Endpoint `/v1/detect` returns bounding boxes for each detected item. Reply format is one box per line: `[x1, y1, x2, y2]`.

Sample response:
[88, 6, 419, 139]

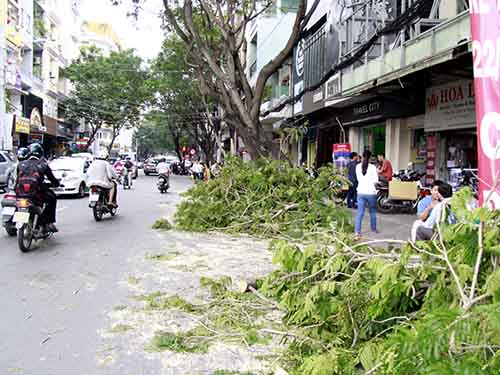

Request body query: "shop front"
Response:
[12, 115, 30, 148]
[334, 93, 423, 169]
[56, 121, 75, 156]
[424, 80, 477, 188]
[43, 116, 58, 157]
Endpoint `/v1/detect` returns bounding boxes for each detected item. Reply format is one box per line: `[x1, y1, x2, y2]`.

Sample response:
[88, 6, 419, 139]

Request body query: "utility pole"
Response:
[0, 12, 6, 151]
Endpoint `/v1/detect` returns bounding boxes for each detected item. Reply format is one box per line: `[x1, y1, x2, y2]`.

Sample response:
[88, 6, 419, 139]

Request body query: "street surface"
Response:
[0, 175, 275, 374]
[0, 174, 413, 374]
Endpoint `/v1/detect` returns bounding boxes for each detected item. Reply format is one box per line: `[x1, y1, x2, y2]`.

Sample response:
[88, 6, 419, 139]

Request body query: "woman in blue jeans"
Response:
[354, 150, 379, 240]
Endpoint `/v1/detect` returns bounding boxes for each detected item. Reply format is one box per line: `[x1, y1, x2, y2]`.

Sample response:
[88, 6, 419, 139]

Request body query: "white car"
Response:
[72, 152, 94, 163]
[49, 157, 90, 198]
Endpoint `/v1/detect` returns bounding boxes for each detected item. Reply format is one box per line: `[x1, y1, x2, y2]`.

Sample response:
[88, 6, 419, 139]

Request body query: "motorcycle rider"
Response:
[16, 143, 60, 232]
[123, 157, 134, 187]
[17, 147, 30, 162]
[87, 150, 118, 207]
[156, 159, 170, 177]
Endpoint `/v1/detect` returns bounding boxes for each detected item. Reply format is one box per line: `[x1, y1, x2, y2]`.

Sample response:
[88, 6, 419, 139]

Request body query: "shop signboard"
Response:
[332, 143, 351, 170]
[293, 40, 304, 114]
[470, 2, 500, 209]
[15, 116, 30, 135]
[424, 80, 476, 131]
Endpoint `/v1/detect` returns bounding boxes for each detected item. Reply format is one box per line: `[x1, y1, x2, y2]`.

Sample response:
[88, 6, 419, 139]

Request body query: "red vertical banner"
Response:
[425, 133, 437, 186]
[470, 2, 500, 209]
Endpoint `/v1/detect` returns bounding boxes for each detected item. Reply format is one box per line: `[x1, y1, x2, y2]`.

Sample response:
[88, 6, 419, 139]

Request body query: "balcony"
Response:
[341, 11, 471, 95]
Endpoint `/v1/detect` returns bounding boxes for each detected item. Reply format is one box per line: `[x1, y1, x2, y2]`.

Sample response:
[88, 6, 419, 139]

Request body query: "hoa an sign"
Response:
[470, 1, 500, 208]
[424, 80, 476, 131]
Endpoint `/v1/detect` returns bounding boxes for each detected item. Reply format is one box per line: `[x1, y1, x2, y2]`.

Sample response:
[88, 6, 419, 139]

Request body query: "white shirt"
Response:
[356, 163, 379, 195]
[87, 159, 117, 189]
[191, 163, 203, 173]
[157, 162, 170, 175]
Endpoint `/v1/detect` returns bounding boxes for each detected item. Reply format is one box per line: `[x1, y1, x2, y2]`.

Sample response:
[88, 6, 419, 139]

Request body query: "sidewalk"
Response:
[350, 209, 415, 242]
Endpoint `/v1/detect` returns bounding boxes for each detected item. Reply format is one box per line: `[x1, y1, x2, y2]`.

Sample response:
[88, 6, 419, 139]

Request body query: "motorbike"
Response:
[1, 190, 18, 236]
[122, 167, 131, 190]
[376, 170, 429, 214]
[157, 173, 170, 194]
[456, 169, 479, 197]
[13, 182, 61, 252]
[89, 185, 117, 222]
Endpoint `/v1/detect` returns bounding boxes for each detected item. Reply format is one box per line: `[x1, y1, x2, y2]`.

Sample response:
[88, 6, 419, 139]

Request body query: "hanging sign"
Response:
[332, 143, 351, 170]
[15, 116, 30, 135]
[470, 2, 500, 209]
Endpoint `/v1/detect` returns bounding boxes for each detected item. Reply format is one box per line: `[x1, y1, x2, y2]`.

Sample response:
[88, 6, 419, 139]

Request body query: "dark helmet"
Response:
[29, 143, 44, 159]
[17, 147, 30, 161]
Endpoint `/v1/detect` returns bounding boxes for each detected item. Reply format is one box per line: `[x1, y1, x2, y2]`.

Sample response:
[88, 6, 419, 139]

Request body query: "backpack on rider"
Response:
[16, 161, 43, 199]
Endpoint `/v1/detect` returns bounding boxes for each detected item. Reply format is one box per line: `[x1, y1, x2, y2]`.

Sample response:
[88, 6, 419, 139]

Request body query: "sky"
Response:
[80, 0, 165, 149]
[80, 0, 164, 60]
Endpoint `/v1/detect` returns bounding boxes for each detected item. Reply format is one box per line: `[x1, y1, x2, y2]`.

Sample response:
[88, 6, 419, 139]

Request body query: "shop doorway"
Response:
[361, 124, 385, 156]
[437, 129, 478, 186]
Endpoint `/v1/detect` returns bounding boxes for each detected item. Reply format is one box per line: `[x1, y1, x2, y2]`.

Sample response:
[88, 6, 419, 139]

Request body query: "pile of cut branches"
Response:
[175, 158, 351, 237]
[258, 188, 500, 374]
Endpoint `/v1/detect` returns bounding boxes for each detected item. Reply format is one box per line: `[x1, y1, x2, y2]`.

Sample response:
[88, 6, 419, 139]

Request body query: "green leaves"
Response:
[174, 157, 352, 237]
[65, 48, 149, 148]
[256, 201, 500, 374]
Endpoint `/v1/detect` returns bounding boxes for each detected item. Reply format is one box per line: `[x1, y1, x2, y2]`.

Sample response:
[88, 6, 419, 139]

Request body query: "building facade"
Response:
[282, 0, 476, 188]
[0, 0, 82, 154]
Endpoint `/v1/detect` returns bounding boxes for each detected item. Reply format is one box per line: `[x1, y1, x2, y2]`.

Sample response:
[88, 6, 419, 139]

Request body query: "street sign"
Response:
[469, 2, 500, 209]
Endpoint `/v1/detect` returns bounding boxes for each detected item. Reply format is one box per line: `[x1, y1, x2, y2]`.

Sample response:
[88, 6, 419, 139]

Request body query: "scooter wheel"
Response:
[377, 197, 394, 214]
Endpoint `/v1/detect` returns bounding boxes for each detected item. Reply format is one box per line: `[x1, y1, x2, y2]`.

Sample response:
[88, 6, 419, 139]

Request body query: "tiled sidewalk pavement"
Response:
[350, 209, 415, 242]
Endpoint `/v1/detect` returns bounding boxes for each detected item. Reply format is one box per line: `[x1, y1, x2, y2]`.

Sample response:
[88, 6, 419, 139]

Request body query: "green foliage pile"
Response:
[146, 276, 277, 354]
[152, 218, 173, 230]
[258, 189, 500, 374]
[175, 158, 351, 238]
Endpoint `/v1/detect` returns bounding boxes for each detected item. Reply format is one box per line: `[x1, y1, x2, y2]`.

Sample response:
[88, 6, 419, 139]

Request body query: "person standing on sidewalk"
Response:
[346, 152, 360, 208]
[354, 150, 379, 240]
[377, 153, 393, 182]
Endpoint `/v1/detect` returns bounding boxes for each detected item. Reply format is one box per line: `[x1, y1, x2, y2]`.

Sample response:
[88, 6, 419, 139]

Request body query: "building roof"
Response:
[81, 21, 122, 50]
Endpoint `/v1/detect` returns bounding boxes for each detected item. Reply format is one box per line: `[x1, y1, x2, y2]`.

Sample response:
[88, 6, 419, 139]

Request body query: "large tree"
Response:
[114, 0, 319, 159]
[65, 47, 149, 152]
[148, 36, 219, 164]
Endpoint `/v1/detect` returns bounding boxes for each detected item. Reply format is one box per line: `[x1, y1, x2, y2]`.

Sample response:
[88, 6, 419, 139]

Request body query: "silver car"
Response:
[0, 150, 16, 191]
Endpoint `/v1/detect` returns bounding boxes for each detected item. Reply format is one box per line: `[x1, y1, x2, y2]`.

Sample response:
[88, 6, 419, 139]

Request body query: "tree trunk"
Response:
[107, 131, 119, 156]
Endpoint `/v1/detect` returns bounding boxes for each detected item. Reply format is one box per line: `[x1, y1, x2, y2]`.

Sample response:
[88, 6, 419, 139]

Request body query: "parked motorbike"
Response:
[376, 170, 428, 214]
[122, 168, 131, 190]
[456, 169, 479, 197]
[89, 185, 117, 222]
[157, 173, 170, 194]
[13, 182, 62, 252]
[1, 190, 17, 236]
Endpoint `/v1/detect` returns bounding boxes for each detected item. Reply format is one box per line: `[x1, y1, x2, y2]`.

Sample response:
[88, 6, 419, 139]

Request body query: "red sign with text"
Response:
[470, 2, 500, 209]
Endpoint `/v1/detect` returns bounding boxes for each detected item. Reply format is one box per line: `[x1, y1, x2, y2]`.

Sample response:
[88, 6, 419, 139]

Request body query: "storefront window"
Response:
[436, 130, 478, 187]
[362, 125, 385, 156]
[411, 128, 427, 170]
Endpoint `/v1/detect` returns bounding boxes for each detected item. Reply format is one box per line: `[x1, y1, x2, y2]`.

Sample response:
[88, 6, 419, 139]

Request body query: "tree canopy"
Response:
[65, 47, 149, 151]
[113, 0, 320, 159]
[146, 36, 219, 163]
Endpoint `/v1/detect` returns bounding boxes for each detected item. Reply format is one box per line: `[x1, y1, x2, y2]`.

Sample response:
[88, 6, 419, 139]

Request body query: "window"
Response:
[33, 52, 42, 78]
[281, 0, 299, 13]
[7, 0, 20, 28]
[0, 153, 6, 163]
[304, 25, 326, 89]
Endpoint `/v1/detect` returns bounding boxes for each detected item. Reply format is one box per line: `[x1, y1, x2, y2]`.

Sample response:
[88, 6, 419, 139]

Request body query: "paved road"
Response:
[0, 174, 192, 375]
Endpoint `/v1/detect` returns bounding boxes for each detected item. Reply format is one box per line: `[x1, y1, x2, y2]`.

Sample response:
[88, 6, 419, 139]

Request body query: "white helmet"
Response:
[98, 150, 109, 160]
